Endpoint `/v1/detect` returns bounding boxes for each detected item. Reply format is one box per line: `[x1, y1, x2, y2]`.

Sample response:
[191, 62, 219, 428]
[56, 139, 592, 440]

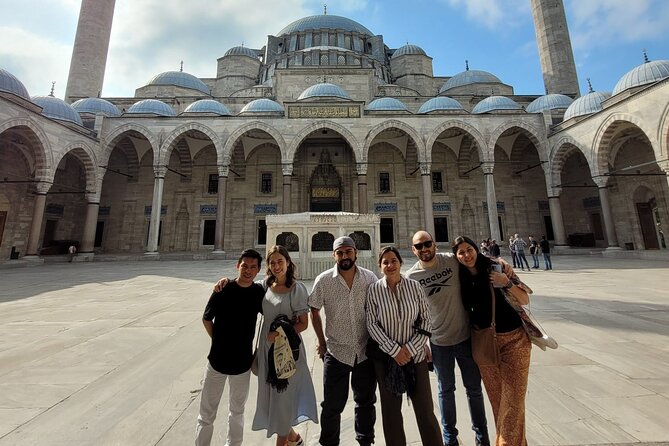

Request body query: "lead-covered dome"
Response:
[298, 83, 351, 100]
[277, 14, 373, 36]
[563, 91, 611, 121]
[0, 68, 30, 100]
[440, 69, 502, 93]
[183, 99, 231, 115]
[612, 60, 669, 95]
[239, 98, 284, 114]
[472, 96, 522, 114]
[31, 95, 83, 125]
[392, 44, 427, 58]
[526, 94, 574, 113]
[71, 97, 121, 117]
[365, 97, 409, 112]
[146, 71, 210, 95]
[418, 97, 464, 114]
[224, 46, 259, 59]
[126, 99, 176, 116]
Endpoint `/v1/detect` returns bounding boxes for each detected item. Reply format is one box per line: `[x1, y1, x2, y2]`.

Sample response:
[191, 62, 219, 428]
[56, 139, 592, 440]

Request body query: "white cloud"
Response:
[441, 0, 529, 29]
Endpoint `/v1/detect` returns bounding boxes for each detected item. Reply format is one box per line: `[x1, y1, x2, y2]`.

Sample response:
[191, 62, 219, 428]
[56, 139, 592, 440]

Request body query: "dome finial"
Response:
[323, 3, 327, 15]
[49, 81, 55, 97]
[180, 61, 183, 72]
[465, 60, 469, 71]
[586, 78, 594, 93]
[643, 48, 650, 63]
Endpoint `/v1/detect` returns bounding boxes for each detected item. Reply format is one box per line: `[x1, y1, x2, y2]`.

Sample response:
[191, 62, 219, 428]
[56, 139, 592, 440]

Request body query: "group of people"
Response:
[196, 230, 540, 446]
[508, 234, 553, 271]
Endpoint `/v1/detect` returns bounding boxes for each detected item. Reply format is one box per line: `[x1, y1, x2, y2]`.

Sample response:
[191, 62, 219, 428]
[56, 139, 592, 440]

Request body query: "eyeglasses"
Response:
[413, 240, 434, 250]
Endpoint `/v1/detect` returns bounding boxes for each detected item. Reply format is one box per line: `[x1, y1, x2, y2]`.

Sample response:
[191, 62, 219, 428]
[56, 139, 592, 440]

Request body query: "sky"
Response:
[1, 0, 668, 99]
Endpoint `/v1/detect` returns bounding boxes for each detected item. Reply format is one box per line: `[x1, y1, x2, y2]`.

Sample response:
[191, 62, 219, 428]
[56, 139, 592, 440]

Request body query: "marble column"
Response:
[548, 195, 567, 246]
[25, 181, 51, 256]
[598, 185, 620, 248]
[420, 164, 435, 236]
[146, 166, 166, 254]
[79, 200, 100, 253]
[483, 163, 501, 242]
[282, 163, 293, 214]
[214, 165, 228, 252]
[357, 163, 368, 214]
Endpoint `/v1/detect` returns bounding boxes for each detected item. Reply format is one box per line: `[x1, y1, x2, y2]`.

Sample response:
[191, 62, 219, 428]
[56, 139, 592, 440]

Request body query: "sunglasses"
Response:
[413, 240, 434, 250]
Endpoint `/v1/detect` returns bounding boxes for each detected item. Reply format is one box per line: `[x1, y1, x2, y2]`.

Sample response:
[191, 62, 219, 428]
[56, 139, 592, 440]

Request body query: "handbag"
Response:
[470, 283, 500, 366]
[250, 315, 263, 376]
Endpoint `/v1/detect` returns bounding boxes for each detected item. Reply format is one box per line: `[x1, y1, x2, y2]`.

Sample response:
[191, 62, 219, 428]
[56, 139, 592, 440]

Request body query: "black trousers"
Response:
[319, 352, 377, 446]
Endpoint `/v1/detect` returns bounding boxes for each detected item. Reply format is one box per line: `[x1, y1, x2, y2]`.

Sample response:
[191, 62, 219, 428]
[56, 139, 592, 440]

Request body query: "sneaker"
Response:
[531, 334, 558, 351]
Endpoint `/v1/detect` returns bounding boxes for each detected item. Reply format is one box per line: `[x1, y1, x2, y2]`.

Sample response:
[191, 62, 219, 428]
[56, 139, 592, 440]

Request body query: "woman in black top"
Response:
[452, 236, 532, 446]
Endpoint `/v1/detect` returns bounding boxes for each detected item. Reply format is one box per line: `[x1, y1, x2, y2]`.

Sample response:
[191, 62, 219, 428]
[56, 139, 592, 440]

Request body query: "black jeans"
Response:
[320, 352, 377, 446]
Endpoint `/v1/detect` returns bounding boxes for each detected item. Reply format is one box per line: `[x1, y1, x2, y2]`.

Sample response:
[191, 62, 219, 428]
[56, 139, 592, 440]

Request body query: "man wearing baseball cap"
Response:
[309, 236, 379, 446]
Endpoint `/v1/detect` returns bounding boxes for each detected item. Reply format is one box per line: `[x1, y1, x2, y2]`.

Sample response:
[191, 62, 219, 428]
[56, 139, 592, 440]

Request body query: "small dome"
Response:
[563, 91, 611, 121]
[392, 44, 427, 58]
[472, 96, 522, 114]
[418, 97, 464, 114]
[612, 60, 669, 95]
[526, 94, 574, 113]
[183, 99, 231, 115]
[0, 68, 30, 100]
[365, 97, 409, 112]
[224, 46, 259, 59]
[71, 97, 121, 117]
[239, 98, 284, 114]
[146, 71, 210, 95]
[440, 69, 502, 93]
[278, 15, 373, 36]
[31, 95, 83, 125]
[297, 83, 351, 100]
[126, 99, 176, 117]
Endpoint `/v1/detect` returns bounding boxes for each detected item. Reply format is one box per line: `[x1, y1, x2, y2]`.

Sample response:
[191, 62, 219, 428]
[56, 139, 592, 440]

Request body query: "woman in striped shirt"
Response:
[366, 246, 442, 446]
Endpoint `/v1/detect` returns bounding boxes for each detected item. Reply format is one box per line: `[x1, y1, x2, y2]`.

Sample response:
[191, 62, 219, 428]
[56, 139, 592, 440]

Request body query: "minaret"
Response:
[530, 0, 580, 97]
[64, 0, 116, 103]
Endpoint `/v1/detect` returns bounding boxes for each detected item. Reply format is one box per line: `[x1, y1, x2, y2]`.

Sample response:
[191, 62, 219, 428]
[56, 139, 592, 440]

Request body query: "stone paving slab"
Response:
[0, 256, 668, 445]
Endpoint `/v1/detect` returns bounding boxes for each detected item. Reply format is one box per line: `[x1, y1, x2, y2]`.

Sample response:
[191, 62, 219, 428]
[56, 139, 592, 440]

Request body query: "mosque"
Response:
[0, 0, 668, 261]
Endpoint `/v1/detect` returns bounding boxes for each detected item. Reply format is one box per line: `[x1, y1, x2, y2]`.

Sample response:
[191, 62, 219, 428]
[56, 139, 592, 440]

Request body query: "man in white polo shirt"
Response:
[309, 236, 379, 446]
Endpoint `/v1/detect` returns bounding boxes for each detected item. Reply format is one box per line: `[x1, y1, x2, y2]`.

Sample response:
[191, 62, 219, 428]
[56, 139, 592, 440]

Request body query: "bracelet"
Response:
[503, 280, 513, 289]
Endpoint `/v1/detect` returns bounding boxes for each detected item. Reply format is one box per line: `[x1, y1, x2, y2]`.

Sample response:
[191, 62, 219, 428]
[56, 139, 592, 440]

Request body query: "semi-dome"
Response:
[418, 97, 464, 114]
[277, 14, 373, 36]
[31, 95, 83, 125]
[126, 99, 176, 117]
[612, 60, 669, 95]
[472, 96, 522, 114]
[0, 68, 30, 100]
[146, 71, 210, 95]
[526, 94, 574, 113]
[365, 97, 409, 112]
[224, 46, 259, 59]
[563, 91, 611, 121]
[440, 69, 502, 93]
[239, 98, 284, 114]
[392, 44, 427, 58]
[183, 99, 231, 115]
[297, 83, 351, 100]
[71, 97, 121, 117]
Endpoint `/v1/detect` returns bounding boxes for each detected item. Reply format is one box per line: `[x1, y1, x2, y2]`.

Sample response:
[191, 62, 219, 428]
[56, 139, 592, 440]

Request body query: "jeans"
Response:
[320, 352, 376, 446]
[516, 251, 530, 270]
[431, 339, 489, 445]
[195, 362, 250, 446]
[531, 253, 540, 268]
[543, 253, 552, 270]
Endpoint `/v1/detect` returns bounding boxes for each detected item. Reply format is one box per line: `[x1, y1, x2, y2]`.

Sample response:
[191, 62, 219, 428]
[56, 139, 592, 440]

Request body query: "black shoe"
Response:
[475, 440, 491, 446]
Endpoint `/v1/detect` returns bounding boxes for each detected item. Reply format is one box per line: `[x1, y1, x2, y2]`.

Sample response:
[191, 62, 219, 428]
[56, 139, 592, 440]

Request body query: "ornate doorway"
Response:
[310, 149, 342, 211]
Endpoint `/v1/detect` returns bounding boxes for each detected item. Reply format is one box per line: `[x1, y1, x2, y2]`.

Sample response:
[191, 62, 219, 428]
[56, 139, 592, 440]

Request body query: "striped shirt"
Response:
[366, 275, 432, 362]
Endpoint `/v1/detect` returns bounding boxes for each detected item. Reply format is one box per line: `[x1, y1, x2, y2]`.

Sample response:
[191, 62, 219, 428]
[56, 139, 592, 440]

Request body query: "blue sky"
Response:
[1, 0, 668, 98]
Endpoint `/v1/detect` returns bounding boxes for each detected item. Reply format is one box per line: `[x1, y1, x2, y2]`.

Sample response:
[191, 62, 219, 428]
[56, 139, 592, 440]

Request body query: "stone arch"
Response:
[488, 119, 546, 163]
[363, 119, 425, 162]
[0, 117, 52, 179]
[549, 136, 593, 193]
[425, 120, 486, 163]
[159, 122, 223, 166]
[222, 121, 286, 165]
[288, 120, 360, 163]
[54, 141, 99, 197]
[593, 112, 657, 178]
[100, 123, 158, 168]
[659, 102, 669, 162]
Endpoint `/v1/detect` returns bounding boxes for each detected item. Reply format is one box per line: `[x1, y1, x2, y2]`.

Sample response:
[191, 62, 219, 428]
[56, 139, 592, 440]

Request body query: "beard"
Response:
[338, 258, 356, 271]
[418, 250, 435, 262]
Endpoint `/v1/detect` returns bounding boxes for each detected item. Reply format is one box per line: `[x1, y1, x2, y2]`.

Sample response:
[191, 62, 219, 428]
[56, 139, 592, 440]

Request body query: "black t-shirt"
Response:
[203, 280, 265, 375]
[461, 273, 522, 333]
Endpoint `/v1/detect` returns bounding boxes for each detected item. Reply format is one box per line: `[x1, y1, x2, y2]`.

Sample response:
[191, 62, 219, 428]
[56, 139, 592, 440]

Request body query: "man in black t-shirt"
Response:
[195, 249, 265, 446]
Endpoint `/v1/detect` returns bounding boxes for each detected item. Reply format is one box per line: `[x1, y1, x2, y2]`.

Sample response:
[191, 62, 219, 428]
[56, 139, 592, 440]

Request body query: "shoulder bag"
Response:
[470, 283, 501, 366]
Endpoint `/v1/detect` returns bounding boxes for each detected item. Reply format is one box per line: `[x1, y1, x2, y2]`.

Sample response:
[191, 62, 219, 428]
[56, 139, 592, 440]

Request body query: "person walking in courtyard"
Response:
[540, 236, 553, 270]
[195, 249, 265, 446]
[366, 246, 442, 446]
[309, 236, 378, 446]
[407, 231, 490, 446]
[528, 235, 540, 269]
[512, 234, 531, 271]
[452, 236, 533, 446]
[508, 236, 518, 268]
[67, 244, 77, 262]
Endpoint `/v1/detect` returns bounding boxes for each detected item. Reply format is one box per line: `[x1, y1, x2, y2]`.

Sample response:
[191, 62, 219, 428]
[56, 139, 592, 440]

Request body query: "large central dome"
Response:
[277, 14, 373, 36]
